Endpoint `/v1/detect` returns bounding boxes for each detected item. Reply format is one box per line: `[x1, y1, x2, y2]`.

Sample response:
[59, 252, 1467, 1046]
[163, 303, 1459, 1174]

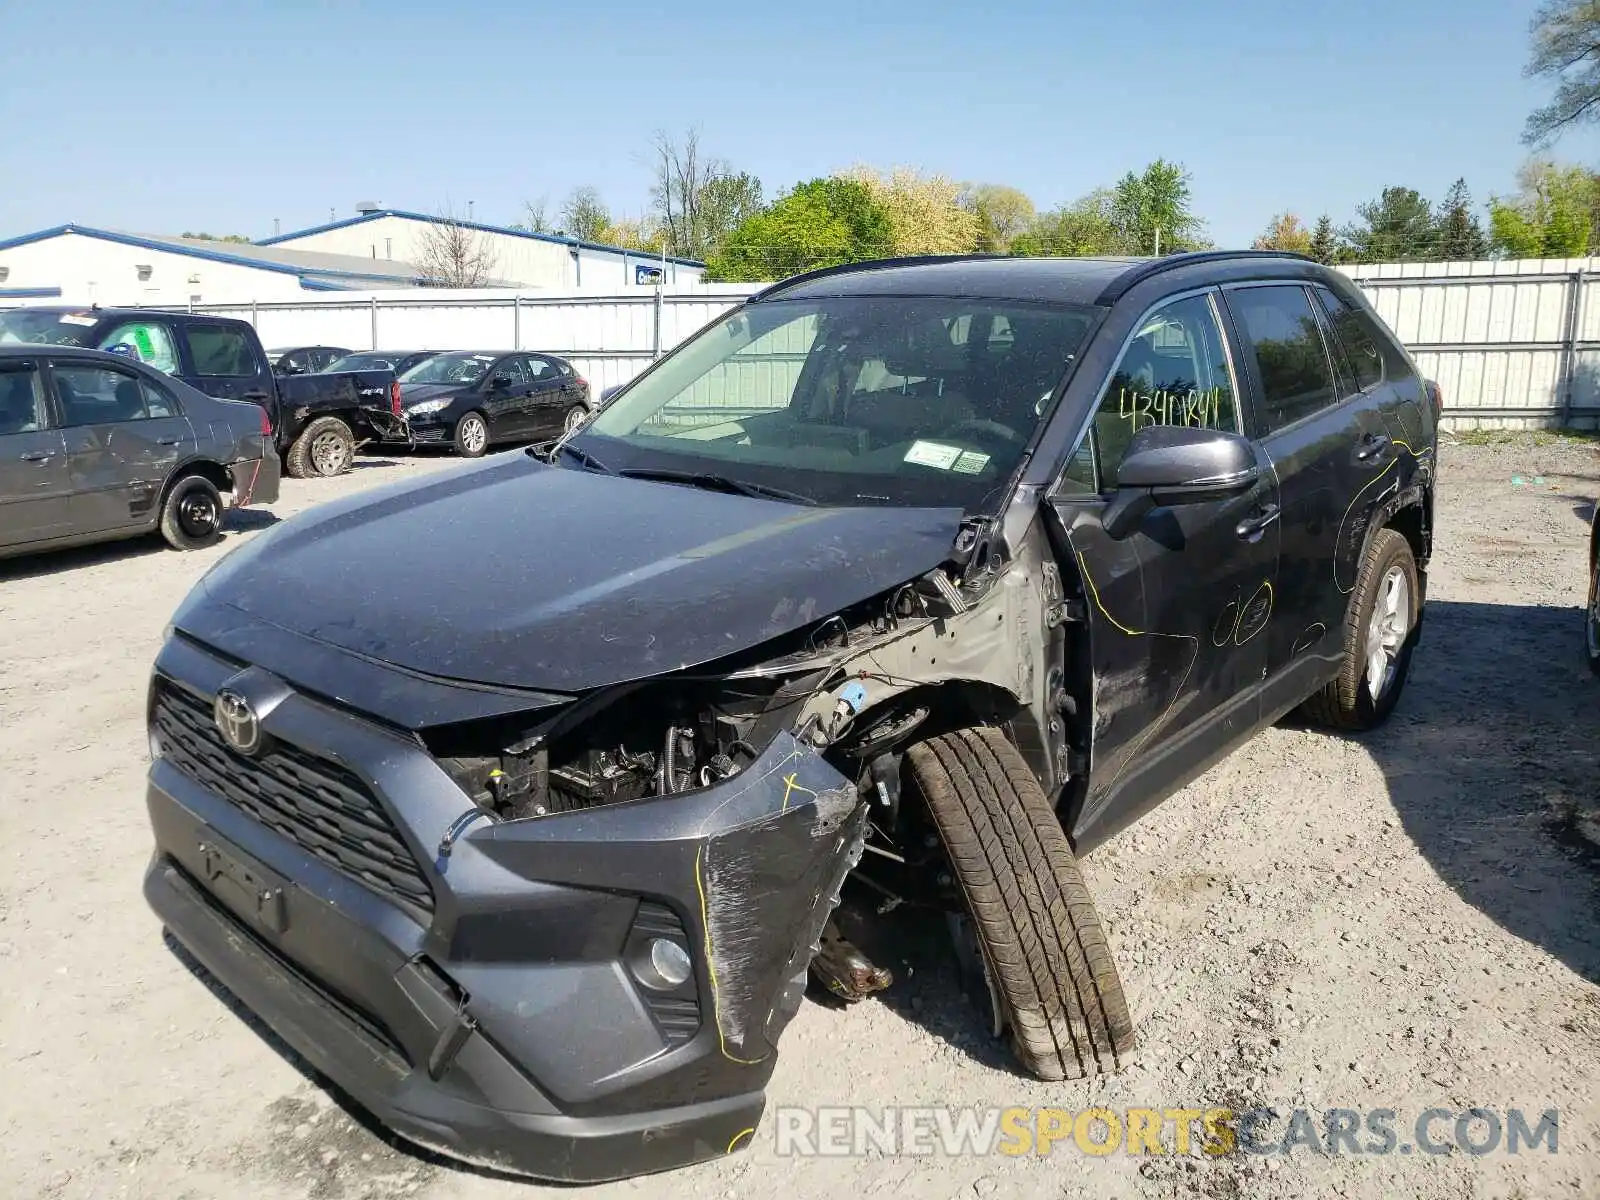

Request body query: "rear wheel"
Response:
[453, 411, 489, 457]
[285, 416, 355, 478]
[1300, 527, 1419, 730]
[159, 474, 224, 551]
[563, 405, 588, 435]
[904, 726, 1134, 1080]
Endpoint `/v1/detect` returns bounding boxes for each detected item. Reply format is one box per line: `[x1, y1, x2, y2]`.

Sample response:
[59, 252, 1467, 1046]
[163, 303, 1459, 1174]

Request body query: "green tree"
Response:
[694, 172, 764, 258]
[1252, 212, 1313, 253]
[1111, 159, 1205, 254]
[1308, 215, 1339, 264]
[1340, 187, 1436, 262]
[703, 178, 893, 282]
[1010, 189, 1129, 256]
[1433, 179, 1489, 260]
[962, 184, 1037, 253]
[1488, 159, 1598, 257]
[1523, 0, 1600, 145]
[560, 186, 610, 242]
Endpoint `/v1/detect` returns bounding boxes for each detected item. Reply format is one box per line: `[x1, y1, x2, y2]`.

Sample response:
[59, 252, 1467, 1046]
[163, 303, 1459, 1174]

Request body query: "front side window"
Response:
[97, 322, 179, 375]
[1060, 293, 1239, 493]
[1229, 285, 1338, 434]
[494, 357, 531, 385]
[0, 363, 48, 434]
[52, 363, 167, 425]
[577, 296, 1098, 509]
[400, 353, 497, 385]
[186, 327, 257, 377]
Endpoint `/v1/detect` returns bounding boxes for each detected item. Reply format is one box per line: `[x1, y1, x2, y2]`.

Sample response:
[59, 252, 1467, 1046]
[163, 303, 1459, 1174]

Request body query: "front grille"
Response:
[152, 679, 434, 914]
[411, 426, 447, 441]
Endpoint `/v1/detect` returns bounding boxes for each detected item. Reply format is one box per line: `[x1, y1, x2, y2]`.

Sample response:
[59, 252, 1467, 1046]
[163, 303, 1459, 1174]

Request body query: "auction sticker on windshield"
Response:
[951, 450, 991, 475]
[904, 440, 964, 470]
[59, 314, 98, 326]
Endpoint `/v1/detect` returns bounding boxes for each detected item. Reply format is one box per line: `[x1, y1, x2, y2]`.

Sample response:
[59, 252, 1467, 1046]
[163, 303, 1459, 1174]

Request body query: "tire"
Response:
[1585, 554, 1600, 677]
[562, 405, 589, 435]
[453, 411, 489, 458]
[1300, 527, 1419, 730]
[904, 726, 1134, 1081]
[284, 416, 355, 478]
[159, 474, 225, 551]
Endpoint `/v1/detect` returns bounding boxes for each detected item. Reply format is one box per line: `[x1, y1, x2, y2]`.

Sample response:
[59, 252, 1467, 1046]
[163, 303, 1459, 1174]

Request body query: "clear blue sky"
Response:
[1, 0, 1594, 249]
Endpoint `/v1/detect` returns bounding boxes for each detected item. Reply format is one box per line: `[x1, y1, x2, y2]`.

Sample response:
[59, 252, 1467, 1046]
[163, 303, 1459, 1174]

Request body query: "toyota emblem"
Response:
[214, 689, 262, 755]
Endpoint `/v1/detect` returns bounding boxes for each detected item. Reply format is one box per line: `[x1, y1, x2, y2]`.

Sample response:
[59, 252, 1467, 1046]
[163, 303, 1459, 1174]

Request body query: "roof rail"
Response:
[749, 253, 1010, 302]
[1093, 249, 1317, 305]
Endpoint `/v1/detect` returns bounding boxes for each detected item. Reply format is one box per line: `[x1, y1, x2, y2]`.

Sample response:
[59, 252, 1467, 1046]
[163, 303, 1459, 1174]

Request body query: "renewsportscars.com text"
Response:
[772, 1105, 1560, 1158]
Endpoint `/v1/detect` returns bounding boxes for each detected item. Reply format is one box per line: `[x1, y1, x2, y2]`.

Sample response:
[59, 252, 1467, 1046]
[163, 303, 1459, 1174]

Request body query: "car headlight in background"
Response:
[406, 399, 451, 416]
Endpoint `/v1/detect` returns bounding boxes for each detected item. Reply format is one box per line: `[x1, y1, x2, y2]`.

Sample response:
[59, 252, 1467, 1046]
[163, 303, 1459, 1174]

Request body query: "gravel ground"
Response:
[1, 437, 1597, 1200]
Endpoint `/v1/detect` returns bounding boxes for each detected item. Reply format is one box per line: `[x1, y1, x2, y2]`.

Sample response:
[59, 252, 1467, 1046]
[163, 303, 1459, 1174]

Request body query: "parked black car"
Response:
[267, 346, 352, 375]
[0, 345, 278, 559]
[323, 350, 439, 376]
[141, 252, 1437, 1182]
[396, 351, 591, 456]
[0, 308, 404, 478]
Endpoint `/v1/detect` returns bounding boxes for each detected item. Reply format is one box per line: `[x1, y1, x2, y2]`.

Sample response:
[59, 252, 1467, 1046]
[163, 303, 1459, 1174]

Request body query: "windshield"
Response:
[326, 352, 403, 372]
[400, 352, 495, 384]
[576, 296, 1100, 509]
[0, 310, 98, 347]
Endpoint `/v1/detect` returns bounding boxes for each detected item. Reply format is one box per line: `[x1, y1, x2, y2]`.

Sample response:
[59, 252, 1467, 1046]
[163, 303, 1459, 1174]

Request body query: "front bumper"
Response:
[142, 631, 865, 1182]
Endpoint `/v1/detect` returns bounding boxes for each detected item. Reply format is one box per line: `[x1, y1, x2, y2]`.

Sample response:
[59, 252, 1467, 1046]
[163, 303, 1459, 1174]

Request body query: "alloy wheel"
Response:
[1365, 565, 1411, 700]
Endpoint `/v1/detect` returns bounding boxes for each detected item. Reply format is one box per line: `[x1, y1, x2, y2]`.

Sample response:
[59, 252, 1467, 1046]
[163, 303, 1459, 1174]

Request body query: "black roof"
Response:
[754, 251, 1316, 307]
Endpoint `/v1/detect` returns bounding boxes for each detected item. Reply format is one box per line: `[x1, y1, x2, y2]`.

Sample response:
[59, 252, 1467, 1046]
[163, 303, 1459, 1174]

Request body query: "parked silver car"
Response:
[0, 345, 279, 560]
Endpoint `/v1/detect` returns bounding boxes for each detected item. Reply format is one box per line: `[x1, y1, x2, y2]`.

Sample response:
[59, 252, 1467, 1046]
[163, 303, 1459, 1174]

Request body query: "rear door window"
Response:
[1226, 285, 1339, 434]
[1313, 287, 1385, 392]
[185, 327, 259, 377]
[97, 321, 180, 375]
[51, 362, 168, 425]
[0, 362, 49, 434]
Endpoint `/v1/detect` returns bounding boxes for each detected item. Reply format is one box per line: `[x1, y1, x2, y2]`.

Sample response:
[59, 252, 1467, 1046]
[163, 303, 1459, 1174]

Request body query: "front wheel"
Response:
[1585, 555, 1600, 676]
[904, 726, 1134, 1081]
[1300, 527, 1419, 730]
[159, 474, 224, 550]
[453, 411, 489, 457]
[285, 416, 355, 478]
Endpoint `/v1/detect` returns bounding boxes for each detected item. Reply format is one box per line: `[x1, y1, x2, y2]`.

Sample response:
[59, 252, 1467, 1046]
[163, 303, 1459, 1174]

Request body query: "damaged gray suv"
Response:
[141, 251, 1437, 1181]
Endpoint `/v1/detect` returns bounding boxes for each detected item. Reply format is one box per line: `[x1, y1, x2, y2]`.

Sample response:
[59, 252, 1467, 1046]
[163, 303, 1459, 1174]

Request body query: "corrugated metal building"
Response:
[258, 208, 706, 291]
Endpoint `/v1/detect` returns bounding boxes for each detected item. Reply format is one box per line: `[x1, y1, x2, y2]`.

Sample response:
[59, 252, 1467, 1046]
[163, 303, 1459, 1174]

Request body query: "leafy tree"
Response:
[703, 178, 893, 282]
[1523, 0, 1600, 145]
[182, 231, 250, 243]
[1488, 159, 1597, 257]
[1111, 159, 1205, 254]
[1253, 213, 1313, 254]
[597, 217, 666, 254]
[1011, 189, 1128, 256]
[693, 171, 764, 258]
[560, 187, 610, 242]
[843, 166, 981, 255]
[962, 184, 1036, 253]
[1433, 179, 1489, 260]
[1340, 187, 1436, 262]
[1308, 215, 1339, 264]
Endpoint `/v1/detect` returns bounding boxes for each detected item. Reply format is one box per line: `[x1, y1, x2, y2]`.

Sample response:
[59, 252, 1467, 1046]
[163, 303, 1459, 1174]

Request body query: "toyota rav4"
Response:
[141, 251, 1437, 1181]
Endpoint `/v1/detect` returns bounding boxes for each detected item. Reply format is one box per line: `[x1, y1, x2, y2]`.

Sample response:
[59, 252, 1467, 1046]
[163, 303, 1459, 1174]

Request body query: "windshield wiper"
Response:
[616, 468, 817, 505]
[544, 441, 610, 473]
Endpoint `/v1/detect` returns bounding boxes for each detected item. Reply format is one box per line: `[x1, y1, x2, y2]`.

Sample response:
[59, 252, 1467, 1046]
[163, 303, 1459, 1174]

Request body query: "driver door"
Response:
[1045, 289, 1281, 849]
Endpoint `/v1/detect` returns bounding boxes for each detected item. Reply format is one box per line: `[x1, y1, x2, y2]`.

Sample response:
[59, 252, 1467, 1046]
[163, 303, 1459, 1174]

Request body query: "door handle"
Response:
[20, 449, 56, 462]
[157, 436, 181, 446]
[1355, 433, 1391, 462]
[1236, 503, 1281, 542]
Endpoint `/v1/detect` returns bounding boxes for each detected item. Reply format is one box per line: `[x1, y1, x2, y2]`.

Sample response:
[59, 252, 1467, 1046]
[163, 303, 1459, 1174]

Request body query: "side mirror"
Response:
[1102, 426, 1258, 539]
[489, 374, 512, 390]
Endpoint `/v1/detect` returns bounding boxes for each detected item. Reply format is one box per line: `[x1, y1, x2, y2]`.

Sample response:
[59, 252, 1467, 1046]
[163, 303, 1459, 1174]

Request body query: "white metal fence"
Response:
[20, 259, 1600, 428]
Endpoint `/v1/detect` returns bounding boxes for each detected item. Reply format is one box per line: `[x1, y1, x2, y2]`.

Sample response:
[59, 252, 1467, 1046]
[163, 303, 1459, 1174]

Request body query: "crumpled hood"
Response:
[190, 455, 966, 692]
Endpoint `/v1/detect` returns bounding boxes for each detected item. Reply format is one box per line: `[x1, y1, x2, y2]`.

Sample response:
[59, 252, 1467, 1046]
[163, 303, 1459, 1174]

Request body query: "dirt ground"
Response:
[1, 437, 1597, 1200]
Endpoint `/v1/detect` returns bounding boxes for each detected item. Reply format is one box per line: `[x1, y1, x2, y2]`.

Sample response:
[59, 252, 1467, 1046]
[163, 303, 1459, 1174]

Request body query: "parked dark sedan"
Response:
[267, 346, 352, 375]
[322, 350, 439, 375]
[0, 345, 278, 560]
[396, 350, 591, 456]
